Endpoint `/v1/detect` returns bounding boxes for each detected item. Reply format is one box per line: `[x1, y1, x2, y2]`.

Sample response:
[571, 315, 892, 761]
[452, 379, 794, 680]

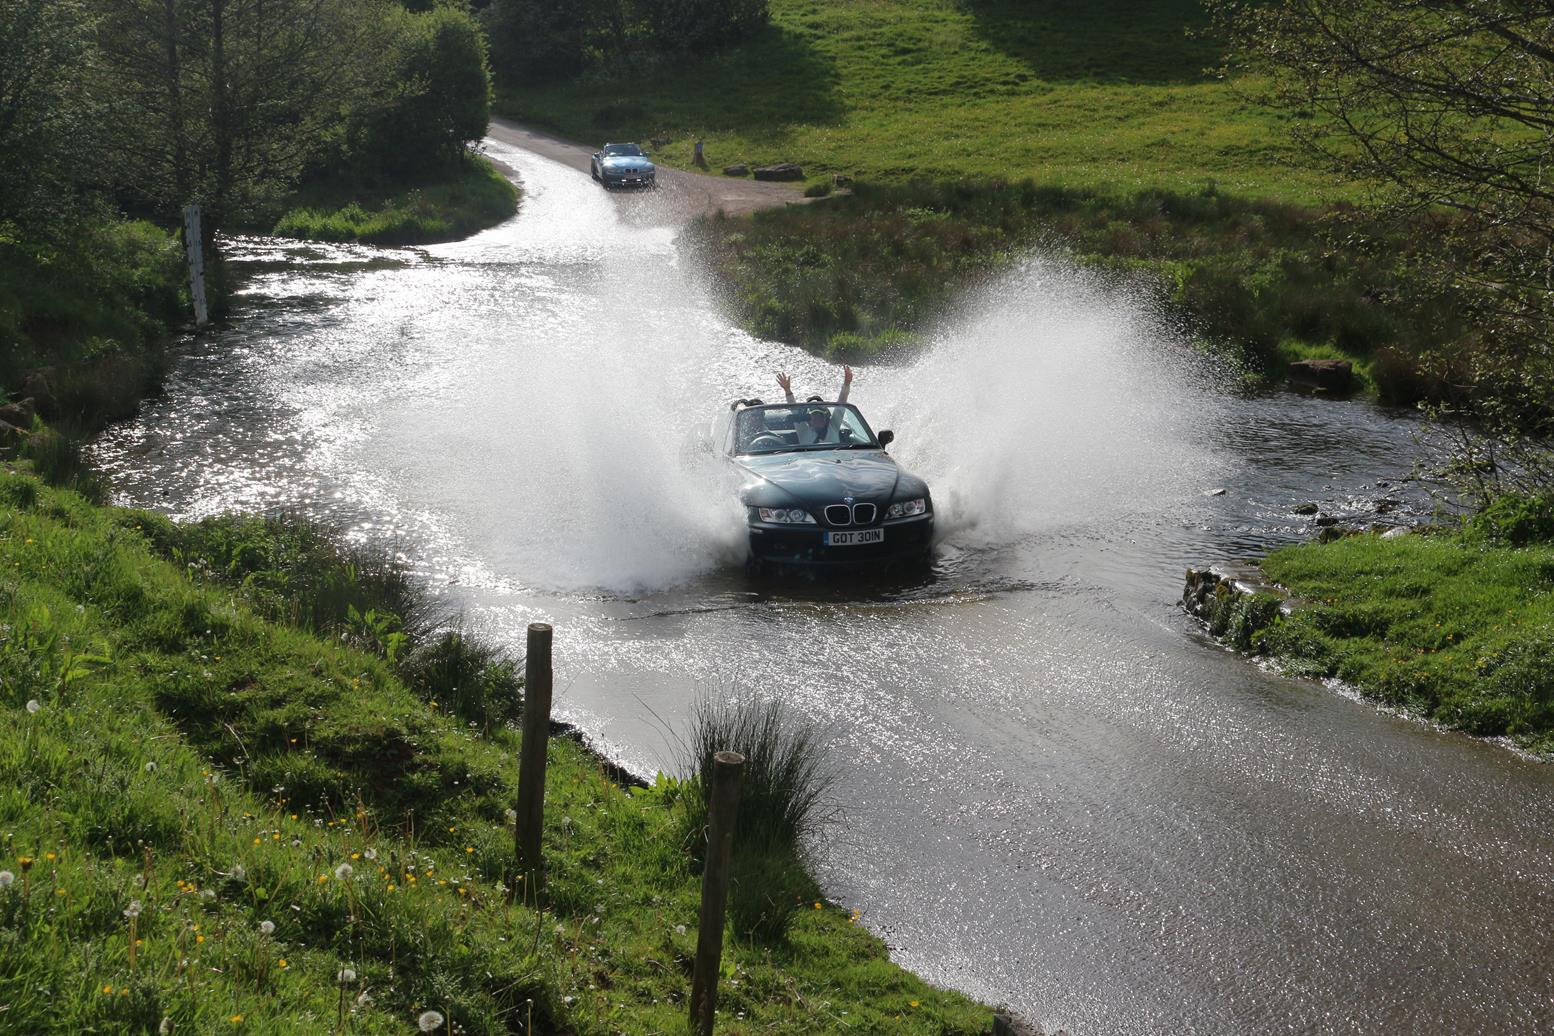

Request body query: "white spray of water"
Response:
[872, 255, 1228, 547]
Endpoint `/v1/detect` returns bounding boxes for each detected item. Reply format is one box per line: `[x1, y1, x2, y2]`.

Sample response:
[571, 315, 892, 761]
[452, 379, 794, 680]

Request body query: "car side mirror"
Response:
[878, 430, 894, 448]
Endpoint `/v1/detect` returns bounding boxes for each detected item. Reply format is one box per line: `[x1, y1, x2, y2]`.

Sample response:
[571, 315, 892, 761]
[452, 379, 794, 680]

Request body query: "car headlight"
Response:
[885, 498, 927, 518]
[755, 507, 815, 524]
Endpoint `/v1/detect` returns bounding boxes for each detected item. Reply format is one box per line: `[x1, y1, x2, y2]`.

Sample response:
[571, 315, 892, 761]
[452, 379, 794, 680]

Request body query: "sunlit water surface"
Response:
[92, 138, 1554, 1035]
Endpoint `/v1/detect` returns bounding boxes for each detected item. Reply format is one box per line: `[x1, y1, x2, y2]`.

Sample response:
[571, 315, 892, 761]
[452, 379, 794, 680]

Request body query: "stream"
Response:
[90, 136, 1554, 1035]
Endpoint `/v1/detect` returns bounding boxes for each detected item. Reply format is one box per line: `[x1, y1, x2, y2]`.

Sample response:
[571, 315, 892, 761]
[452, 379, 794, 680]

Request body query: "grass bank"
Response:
[0, 465, 993, 1034]
[1230, 503, 1554, 752]
[263, 154, 518, 246]
[0, 218, 188, 431]
[497, 0, 1338, 204]
[687, 179, 1458, 400]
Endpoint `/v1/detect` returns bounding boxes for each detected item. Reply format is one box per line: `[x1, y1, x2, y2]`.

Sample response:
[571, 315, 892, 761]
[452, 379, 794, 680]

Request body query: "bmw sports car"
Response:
[725, 400, 934, 570]
[590, 142, 657, 189]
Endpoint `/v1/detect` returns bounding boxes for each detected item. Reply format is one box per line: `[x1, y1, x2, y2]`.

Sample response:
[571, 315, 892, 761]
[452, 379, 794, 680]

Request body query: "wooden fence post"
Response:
[515, 623, 554, 885]
[689, 750, 744, 1035]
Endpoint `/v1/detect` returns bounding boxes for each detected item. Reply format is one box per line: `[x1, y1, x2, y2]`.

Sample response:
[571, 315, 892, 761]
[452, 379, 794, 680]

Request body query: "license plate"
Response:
[824, 529, 884, 546]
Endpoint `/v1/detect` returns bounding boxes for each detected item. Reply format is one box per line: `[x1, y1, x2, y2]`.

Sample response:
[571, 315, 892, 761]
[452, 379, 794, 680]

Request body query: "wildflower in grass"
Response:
[909, 1000, 920, 1008]
[334, 862, 353, 880]
[337, 967, 357, 984]
[0, 871, 12, 888]
[259, 920, 275, 936]
[418, 1009, 445, 1031]
[25, 700, 39, 714]
[231, 864, 246, 881]
[229, 1014, 243, 1024]
[102, 985, 112, 994]
[159, 1019, 172, 1035]
[277, 958, 288, 969]
[45, 852, 55, 862]
[144, 761, 157, 773]
[124, 900, 143, 919]
[363, 848, 376, 860]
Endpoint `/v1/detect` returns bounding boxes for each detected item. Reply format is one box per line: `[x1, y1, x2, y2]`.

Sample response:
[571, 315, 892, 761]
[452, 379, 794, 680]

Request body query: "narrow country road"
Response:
[487, 116, 810, 220]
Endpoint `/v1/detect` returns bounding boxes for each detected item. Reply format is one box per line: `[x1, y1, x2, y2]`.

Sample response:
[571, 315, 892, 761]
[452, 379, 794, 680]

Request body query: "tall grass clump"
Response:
[19, 427, 106, 503]
[680, 694, 837, 941]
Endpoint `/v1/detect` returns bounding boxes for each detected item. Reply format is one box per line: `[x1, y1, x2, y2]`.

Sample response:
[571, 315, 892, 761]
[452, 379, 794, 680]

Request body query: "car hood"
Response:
[601, 156, 654, 172]
[735, 450, 919, 507]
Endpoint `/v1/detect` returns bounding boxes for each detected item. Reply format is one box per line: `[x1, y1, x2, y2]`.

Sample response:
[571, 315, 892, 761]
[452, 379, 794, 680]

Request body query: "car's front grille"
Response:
[822, 503, 878, 526]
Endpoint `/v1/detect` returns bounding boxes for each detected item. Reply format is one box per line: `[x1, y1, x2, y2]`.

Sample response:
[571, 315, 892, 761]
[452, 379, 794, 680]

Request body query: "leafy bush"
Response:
[1467, 493, 1554, 547]
[346, 5, 492, 179]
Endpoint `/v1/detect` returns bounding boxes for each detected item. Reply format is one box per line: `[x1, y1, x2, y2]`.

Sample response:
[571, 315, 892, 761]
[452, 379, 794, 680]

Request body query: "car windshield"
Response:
[733, 405, 879, 455]
[603, 144, 642, 157]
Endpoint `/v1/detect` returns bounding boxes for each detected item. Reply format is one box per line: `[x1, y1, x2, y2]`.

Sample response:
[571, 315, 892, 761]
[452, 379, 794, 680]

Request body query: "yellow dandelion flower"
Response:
[278, 959, 288, 968]
[103, 985, 113, 995]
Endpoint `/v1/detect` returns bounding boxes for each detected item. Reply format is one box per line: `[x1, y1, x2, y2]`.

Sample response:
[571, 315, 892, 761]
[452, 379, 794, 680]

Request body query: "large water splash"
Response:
[871, 256, 1229, 548]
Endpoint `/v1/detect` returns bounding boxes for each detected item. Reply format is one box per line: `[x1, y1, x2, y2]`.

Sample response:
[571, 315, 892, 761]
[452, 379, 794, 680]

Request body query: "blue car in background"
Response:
[590, 143, 657, 189]
[724, 400, 934, 572]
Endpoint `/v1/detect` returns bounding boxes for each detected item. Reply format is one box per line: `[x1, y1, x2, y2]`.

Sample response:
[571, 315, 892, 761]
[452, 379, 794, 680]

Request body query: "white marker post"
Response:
[182, 204, 209, 327]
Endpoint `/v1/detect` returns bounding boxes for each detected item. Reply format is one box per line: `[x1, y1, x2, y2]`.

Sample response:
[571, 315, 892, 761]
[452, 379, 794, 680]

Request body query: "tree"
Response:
[1211, 1, 1554, 449]
[0, 0, 96, 230]
[350, 4, 492, 178]
[90, 0, 380, 233]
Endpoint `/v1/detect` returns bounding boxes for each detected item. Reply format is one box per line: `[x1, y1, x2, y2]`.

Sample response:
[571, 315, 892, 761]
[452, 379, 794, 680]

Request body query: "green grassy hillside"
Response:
[499, 0, 1340, 203]
[0, 466, 991, 1034]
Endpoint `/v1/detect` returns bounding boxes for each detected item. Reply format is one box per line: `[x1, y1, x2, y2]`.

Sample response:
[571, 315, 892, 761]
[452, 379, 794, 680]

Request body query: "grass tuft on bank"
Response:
[1253, 509, 1554, 752]
[268, 155, 518, 246]
[0, 465, 992, 1034]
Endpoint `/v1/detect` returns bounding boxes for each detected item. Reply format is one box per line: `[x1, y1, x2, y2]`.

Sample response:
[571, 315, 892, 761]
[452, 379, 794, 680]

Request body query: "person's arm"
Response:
[776, 371, 796, 404]
[837, 364, 853, 405]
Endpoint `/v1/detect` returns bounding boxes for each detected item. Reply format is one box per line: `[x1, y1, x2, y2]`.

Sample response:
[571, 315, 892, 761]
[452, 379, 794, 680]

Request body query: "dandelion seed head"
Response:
[337, 967, 357, 984]
[25, 700, 40, 714]
[124, 900, 143, 919]
[363, 848, 377, 860]
[230, 864, 246, 881]
[258, 920, 275, 935]
[334, 862, 353, 880]
[0, 871, 12, 888]
[418, 1010, 445, 1031]
[143, 761, 157, 773]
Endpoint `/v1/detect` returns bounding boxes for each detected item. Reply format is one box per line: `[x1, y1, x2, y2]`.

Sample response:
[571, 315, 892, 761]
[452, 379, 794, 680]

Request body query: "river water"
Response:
[91, 138, 1554, 1035]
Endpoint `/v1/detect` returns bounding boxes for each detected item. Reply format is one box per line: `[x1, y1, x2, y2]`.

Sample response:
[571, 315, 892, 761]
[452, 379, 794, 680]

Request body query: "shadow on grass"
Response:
[576, 24, 844, 142]
[959, 0, 1223, 85]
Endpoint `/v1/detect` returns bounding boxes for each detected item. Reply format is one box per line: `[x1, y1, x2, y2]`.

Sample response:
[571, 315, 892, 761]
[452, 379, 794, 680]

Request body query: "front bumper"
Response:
[747, 513, 934, 567]
[603, 172, 656, 189]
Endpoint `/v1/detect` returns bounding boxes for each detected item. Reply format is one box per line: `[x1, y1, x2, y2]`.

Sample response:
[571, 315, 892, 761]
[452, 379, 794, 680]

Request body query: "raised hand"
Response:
[776, 371, 791, 393]
[842, 364, 854, 386]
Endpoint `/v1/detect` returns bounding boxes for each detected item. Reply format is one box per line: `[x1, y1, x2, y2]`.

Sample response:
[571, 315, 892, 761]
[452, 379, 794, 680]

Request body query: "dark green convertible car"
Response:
[725, 400, 934, 570]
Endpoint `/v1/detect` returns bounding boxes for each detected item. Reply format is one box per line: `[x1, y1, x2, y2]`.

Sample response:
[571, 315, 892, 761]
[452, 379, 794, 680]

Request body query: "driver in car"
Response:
[775, 366, 852, 445]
